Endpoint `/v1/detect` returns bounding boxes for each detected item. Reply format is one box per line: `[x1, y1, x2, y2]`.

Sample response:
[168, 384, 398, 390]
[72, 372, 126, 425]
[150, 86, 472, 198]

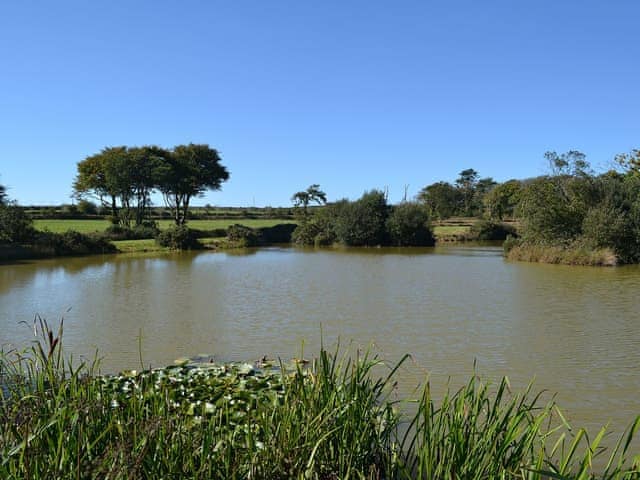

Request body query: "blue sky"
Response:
[1, 1, 638, 206]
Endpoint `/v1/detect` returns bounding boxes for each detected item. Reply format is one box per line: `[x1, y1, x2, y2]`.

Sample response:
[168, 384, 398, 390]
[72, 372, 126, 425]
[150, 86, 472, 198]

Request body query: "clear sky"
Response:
[1, 1, 638, 206]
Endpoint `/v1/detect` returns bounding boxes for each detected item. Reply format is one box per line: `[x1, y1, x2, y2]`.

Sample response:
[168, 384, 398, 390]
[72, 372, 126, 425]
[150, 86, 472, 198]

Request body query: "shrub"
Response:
[32, 230, 116, 256]
[0, 204, 35, 244]
[581, 205, 637, 263]
[258, 223, 297, 243]
[155, 226, 202, 250]
[334, 190, 389, 246]
[102, 221, 160, 241]
[470, 219, 518, 241]
[385, 203, 435, 246]
[226, 224, 260, 247]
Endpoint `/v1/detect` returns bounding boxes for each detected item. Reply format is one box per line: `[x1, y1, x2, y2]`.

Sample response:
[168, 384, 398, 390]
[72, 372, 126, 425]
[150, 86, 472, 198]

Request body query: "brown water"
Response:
[1, 245, 639, 437]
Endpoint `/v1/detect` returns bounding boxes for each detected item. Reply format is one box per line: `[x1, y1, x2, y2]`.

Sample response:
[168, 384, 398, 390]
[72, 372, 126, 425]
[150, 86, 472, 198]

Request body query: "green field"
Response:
[34, 218, 296, 233]
[432, 225, 471, 236]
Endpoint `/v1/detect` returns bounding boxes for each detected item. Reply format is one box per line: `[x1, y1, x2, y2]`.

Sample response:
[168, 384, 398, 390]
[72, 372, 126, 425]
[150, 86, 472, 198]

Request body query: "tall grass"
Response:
[1, 320, 639, 479]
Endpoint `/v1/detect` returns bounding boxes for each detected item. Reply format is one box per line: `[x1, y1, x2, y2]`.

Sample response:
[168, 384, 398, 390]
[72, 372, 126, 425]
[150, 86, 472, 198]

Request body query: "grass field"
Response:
[34, 218, 296, 233]
[432, 225, 471, 236]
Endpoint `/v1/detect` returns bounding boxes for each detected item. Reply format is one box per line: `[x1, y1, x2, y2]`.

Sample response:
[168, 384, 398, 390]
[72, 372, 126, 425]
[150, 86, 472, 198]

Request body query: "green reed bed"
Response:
[1, 320, 639, 479]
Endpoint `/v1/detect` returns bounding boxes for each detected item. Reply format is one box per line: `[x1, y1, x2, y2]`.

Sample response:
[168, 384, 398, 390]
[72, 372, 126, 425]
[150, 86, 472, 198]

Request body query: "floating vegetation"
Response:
[1, 319, 639, 479]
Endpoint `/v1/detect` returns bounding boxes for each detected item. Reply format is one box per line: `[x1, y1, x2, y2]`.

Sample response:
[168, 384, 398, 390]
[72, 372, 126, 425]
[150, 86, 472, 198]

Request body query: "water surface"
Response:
[1, 245, 639, 437]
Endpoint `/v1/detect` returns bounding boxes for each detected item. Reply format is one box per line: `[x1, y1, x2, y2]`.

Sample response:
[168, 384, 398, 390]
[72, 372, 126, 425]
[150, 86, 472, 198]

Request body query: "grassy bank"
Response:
[506, 242, 618, 266]
[1, 321, 638, 479]
[34, 218, 295, 234]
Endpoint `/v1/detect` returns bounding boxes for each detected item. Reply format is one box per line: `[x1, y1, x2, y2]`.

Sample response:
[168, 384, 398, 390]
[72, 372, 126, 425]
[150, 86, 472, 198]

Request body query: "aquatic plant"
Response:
[1, 319, 639, 479]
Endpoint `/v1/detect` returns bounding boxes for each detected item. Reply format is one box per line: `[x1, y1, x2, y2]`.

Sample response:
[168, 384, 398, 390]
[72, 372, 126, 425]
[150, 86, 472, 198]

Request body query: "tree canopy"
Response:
[291, 184, 327, 219]
[73, 144, 229, 226]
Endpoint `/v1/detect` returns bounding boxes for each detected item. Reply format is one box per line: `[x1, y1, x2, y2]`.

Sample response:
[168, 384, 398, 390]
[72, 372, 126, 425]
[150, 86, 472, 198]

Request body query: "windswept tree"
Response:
[291, 184, 327, 219]
[73, 146, 131, 225]
[127, 146, 169, 225]
[157, 144, 229, 225]
[615, 149, 640, 175]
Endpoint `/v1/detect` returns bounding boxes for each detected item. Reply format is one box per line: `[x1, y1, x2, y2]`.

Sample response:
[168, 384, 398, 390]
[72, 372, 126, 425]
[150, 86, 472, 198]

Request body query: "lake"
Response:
[1, 245, 639, 438]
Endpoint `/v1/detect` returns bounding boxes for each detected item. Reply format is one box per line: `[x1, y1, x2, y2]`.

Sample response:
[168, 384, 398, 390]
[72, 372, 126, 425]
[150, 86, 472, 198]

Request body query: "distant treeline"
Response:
[3, 147, 640, 263]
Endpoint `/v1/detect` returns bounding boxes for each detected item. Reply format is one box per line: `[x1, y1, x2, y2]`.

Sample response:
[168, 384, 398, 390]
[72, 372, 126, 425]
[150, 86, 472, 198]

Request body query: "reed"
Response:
[1, 320, 638, 479]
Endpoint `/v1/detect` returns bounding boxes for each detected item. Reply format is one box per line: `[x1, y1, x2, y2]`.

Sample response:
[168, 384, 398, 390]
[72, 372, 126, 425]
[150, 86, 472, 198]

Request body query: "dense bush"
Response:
[155, 226, 202, 250]
[293, 195, 437, 247]
[32, 230, 116, 256]
[189, 228, 228, 239]
[333, 190, 389, 246]
[226, 224, 260, 247]
[470, 219, 517, 241]
[517, 167, 640, 263]
[103, 221, 160, 240]
[385, 203, 435, 246]
[0, 204, 35, 244]
[257, 223, 296, 243]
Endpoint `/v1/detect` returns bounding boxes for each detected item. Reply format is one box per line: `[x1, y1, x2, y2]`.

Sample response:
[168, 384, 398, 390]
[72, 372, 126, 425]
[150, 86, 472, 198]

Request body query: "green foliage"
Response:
[518, 176, 584, 244]
[484, 179, 523, 220]
[385, 202, 435, 246]
[257, 223, 296, 244]
[334, 190, 389, 246]
[0, 204, 35, 244]
[470, 219, 518, 241]
[291, 184, 327, 219]
[291, 201, 345, 246]
[226, 224, 260, 247]
[31, 230, 116, 256]
[155, 226, 202, 250]
[158, 143, 230, 225]
[517, 154, 640, 263]
[2, 323, 639, 479]
[0, 182, 6, 205]
[102, 221, 160, 241]
[417, 181, 461, 220]
[74, 144, 229, 227]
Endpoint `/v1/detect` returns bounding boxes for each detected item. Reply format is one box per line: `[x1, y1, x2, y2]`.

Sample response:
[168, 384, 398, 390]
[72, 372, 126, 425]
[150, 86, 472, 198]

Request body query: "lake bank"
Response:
[2, 328, 638, 478]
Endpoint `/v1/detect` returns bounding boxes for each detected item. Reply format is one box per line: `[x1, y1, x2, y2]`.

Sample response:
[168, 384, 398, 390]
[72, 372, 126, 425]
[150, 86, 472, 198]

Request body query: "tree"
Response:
[417, 182, 460, 220]
[455, 168, 480, 216]
[614, 149, 640, 176]
[157, 144, 230, 225]
[127, 146, 169, 225]
[0, 203, 34, 244]
[73, 147, 131, 225]
[483, 180, 522, 220]
[291, 184, 327, 219]
[545, 150, 591, 177]
[386, 202, 434, 246]
[334, 190, 389, 246]
[0, 182, 7, 206]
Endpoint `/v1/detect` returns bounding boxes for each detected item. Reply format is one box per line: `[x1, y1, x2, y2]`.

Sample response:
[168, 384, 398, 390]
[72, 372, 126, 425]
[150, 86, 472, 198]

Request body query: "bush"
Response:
[581, 205, 637, 263]
[226, 224, 260, 247]
[385, 203, 435, 246]
[32, 230, 116, 256]
[334, 191, 389, 246]
[470, 219, 518, 241]
[258, 223, 297, 244]
[190, 228, 228, 239]
[155, 226, 202, 250]
[102, 221, 160, 241]
[0, 204, 35, 244]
